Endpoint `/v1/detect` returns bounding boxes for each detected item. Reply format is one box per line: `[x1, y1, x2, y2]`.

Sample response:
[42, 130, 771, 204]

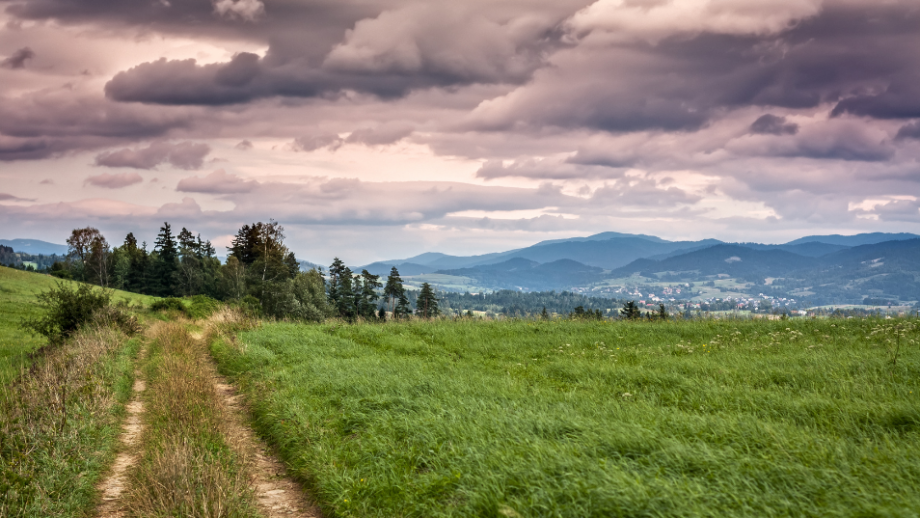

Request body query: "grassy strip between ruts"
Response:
[212, 317, 920, 518]
[0, 325, 140, 517]
[124, 321, 260, 517]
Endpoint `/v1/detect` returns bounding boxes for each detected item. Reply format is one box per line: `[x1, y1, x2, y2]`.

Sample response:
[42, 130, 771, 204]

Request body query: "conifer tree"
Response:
[151, 222, 180, 297]
[384, 266, 406, 319]
[395, 290, 412, 319]
[621, 300, 641, 320]
[335, 266, 357, 320]
[358, 269, 382, 319]
[416, 282, 439, 319]
[327, 257, 347, 307]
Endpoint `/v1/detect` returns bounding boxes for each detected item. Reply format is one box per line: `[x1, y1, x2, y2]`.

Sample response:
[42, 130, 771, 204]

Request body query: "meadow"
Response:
[213, 317, 920, 517]
[0, 266, 153, 383]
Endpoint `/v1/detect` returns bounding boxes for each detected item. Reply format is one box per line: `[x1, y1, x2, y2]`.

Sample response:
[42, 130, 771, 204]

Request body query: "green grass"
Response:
[0, 266, 154, 383]
[213, 318, 920, 517]
[126, 323, 259, 517]
[0, 328, 141, 517]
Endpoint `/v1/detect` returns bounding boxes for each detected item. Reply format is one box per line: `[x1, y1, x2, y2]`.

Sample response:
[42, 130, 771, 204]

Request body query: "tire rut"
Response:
[94, 345, 147, 518]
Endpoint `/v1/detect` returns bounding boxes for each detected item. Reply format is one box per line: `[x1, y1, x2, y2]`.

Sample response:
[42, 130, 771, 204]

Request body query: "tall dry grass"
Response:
[125, 322, 258, 518]
[0, 325, 137, 517]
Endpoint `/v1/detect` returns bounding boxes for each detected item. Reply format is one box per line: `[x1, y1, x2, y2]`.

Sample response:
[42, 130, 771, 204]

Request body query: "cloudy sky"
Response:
[1, 0, 919, 264]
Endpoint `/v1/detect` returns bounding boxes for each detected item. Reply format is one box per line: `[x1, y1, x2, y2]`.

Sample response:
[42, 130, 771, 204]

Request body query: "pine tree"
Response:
[358, 269, 382, 319]
[621, 300, 641, 320]
[327, 257, 347, 307]
[177, 227, 198, 258]
[152, 222, 180, 297]
[384, 266, 406, 319]
[395, 290, 412, 319]
[335, 267, 357, 320]
[416, 282, 439, 319]
[541, 306, 549, 320]
[658, 304, 668, 320]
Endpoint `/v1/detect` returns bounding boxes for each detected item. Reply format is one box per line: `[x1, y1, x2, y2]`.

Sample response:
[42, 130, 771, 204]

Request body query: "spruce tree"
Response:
[358, 269, 382, 319]
[152, 222, 180, 297]
[416, 282, 439, 319]
[384, 266, 406, 319]
[621, 300, 641, 320]
[395, 290, 412, 320]
[327, 258, 347, 307]
[335, 267, 357, 320]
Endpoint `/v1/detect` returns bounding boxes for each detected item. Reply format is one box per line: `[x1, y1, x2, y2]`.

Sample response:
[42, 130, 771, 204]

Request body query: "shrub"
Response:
[20, 282, 112, 345]
[185, 295, 222, 319]
[150, 297, 186, 313]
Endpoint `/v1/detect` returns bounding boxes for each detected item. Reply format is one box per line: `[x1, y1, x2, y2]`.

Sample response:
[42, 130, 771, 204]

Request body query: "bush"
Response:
[20, 282, 112, 345]
[185, 295, 222, 319]
[150, 297, 186, 313]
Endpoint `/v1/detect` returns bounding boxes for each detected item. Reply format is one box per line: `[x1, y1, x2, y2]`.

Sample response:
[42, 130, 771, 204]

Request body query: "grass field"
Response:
[213, 318, 920, 517]
[0, 266, 154, 383]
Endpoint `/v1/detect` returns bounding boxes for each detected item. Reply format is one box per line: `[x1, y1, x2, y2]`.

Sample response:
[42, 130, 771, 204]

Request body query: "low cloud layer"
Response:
[1, 47, 35, 69]
[94, 141, 211, 170]
[84, 171, 143, 189]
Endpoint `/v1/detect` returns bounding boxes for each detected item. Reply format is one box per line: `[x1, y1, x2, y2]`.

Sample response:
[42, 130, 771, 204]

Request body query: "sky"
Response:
[1, 0, 919, 265]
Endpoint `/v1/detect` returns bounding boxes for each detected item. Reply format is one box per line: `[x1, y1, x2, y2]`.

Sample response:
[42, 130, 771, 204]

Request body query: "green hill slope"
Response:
[0, 266, 155, 383]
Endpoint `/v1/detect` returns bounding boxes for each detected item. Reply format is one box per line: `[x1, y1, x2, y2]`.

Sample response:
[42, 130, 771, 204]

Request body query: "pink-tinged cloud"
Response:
[0, 192, 34, 201]
[84, 172, 144, 189]
[156, 197, 203, 218]
[1, 47, 35, 69]
[176, 169, 259, 194]
[95, 141, 211, 170]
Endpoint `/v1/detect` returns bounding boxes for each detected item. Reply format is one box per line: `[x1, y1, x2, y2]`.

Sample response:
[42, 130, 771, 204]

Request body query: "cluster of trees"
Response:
[45, 221, 442, 323]
[0, 245, 67, 271]
[438, 290, 625, 318]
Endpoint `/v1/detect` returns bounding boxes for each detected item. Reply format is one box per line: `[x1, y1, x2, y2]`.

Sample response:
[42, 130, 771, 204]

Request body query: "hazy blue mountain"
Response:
[531, 231, 669, 246]
[434, 258, 605, 291]
[785, 232, 919, 247]
[610, 244, 815, 280]
[734, 242, 851, 257]
[359, 261, 439, 277]
[386, 231, 691, 270]
[0, 239, 69, 256]
[497, 237, 724, 270]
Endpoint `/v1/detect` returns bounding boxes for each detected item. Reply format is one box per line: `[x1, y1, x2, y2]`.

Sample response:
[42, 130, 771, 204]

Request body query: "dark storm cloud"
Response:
[467, 1, 920, 134]
[1, 47, 35, 69]
[750, 114, 798, 136]
[895, 121, 920, 141]
[0, 90, 196, 160]
[94, 141, 211, 170]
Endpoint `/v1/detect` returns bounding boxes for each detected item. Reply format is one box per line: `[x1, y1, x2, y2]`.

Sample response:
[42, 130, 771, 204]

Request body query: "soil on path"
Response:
[194, 327, 322, 518]
[94, 323, 320, 518]
[94, 345, 147, 518]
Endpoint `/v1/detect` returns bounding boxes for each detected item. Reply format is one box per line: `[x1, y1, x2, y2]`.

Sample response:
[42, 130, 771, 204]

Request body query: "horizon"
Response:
[4, 230, 919, 267]
[2, 0, 920, 265]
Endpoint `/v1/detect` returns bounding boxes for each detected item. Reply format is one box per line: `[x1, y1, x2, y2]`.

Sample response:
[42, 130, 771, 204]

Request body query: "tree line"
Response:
[42, 221, 440, 322]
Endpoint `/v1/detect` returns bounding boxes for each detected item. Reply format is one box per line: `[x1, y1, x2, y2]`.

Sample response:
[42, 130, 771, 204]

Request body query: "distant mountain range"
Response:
[358, 231, 920, 304]
[0, 239, 69, 256]
[6, 232, 920, 305]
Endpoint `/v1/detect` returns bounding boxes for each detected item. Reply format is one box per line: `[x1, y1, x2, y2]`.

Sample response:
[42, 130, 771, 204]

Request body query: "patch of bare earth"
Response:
[193, 327, 322, 518]
[94, 347, 147, 518]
